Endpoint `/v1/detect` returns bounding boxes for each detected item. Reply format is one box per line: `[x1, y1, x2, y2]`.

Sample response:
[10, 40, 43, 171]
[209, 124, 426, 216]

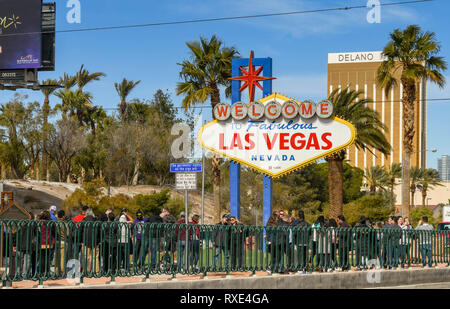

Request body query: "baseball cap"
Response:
[50, 205, 57, 212]
[180, 211, 186, 217]
[136, 210, 143, 216]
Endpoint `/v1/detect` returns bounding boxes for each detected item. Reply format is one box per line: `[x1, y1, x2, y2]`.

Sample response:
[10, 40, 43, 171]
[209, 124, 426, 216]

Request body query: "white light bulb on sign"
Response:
[281, 101, 299, 119]
[214, 102, 231, 121]
[299, 100, 317, 119]
[264, 100, 282, 120]
[248, 101, 265, 120]
[231, 102, 248, 120]
[316, 100, 334, 118]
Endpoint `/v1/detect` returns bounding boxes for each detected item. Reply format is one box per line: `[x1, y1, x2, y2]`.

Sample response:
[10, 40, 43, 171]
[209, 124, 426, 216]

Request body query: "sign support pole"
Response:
[201, 140, 205, 225]
[185, 188, 188, 270]
[230, 59, 241, 219]
[230, 56, 273, 223]
[262, 58, 273, 228]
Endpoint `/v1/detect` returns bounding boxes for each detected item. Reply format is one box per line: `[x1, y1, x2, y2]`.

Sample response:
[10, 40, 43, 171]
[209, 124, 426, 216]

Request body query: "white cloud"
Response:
[164, 0, 422, 38]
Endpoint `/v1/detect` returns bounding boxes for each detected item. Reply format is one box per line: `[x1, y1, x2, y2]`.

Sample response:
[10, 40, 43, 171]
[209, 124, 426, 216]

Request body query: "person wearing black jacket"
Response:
[80, 209, 100, 274]
[100, 212, 118, 274]
[292, 211, 310, 273]
[274, 211, 290, 274]
[387, 216, 402, 269]
[354, 216, 370, 270]
[213, 214, 230, 269]
[381, 216, 393, 268]
[229, 216, 244, 270]
[15, 220, 36, 278]
[337, 215, 351, 270]
[147, 214, 163, 269]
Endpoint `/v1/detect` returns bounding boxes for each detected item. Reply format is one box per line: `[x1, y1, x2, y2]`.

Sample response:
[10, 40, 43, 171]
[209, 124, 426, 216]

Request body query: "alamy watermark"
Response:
[366, 259, 381, 284]
[66, 259, 81, 284]
[66, 0, 82, 24]
[367, 0, 381, 24]
[171, 113, 211, 160]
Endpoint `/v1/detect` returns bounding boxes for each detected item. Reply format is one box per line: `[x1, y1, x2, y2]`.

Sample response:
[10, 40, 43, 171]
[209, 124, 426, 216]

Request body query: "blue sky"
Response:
[4, 0, 450, 169]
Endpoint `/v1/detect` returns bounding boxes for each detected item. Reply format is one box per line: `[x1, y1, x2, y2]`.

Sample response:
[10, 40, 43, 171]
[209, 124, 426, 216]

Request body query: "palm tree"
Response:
[410, 166, 424, 209]
[377, 25, 447, 218]
[56, 73, 77, 119]
[127, 100, 149, 185]
[386, 163, 402, 208]
[418, 168, 442, 207]
[55, 89, 92, 126]
[85, 106, 106, 138]
[364, 166, 389, 195]
[76, 65, 106, 92]
[128, 100, 150, 125]
[327, 88, 391, 219]
[40, 79, 60, 180]
[114, 78, 141, 123]
[176, 35, 239, 220]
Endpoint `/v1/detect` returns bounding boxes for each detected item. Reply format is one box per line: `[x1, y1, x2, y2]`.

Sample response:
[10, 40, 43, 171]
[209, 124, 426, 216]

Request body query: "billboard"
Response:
[0, 0, 42, 69]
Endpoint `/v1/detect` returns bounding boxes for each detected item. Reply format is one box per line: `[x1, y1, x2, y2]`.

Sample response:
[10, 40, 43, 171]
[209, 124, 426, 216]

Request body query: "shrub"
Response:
[410, 206, 440, 227]
[344, 195, 393, 226]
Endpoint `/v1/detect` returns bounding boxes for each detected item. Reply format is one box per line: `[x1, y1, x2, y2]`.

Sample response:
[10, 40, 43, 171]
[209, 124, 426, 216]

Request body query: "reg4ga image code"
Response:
[179, 293, 270, 306]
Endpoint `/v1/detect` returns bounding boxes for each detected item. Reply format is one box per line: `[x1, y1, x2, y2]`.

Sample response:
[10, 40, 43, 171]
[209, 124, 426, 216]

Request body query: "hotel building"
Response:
[327, 51, 427, 171]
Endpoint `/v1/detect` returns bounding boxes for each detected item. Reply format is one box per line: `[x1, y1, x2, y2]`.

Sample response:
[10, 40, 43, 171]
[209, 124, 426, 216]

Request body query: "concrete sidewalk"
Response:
[7, 267, 450, 289]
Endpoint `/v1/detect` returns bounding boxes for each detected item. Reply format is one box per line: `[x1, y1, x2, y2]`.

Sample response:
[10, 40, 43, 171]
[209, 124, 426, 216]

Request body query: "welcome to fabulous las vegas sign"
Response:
[198, 93, 356, 178]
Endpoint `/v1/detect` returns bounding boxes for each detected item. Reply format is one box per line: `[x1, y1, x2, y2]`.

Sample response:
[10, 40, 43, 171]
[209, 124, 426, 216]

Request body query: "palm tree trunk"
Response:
[35, 160, 40, 181]
[212, 155, 221, 219]
[390, 180, 395, 209]
[1, 163, 5, 180]
[132, 156, 140, 186]
[43, 95, 49, 180]
[46, 164, 51, 182]
[327, 152, 345, 219]
[120, 99, 127, 123]
[401, 80, 416, 218]
[210, 84, 222, 221]
[410, 188, 415, 210]
[132, 124, 143, 186]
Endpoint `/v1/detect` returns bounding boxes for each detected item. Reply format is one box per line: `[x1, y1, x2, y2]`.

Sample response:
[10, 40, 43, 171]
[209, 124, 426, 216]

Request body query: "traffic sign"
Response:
[170, 163, 202, 173]
[175, 173, 197, 190]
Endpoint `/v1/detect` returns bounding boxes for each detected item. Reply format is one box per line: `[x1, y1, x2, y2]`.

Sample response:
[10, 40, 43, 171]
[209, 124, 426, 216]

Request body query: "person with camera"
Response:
[117, 208, 133, 271]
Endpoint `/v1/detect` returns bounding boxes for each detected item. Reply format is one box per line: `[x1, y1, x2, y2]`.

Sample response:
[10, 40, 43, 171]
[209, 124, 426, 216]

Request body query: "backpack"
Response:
[163, 214, 176, 224]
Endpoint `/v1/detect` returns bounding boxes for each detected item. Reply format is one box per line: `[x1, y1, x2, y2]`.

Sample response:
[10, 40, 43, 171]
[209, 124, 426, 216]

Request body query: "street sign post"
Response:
[175, 173, 197, 190]
[170, 163, 202, 173]
[171, 163, 202, 270]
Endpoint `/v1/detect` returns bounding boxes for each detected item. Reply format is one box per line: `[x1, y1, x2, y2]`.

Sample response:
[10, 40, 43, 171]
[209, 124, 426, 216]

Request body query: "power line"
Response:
[94, 98, 450, 110]
[1, 98, 449, 111]
[0, 0, 433, 38]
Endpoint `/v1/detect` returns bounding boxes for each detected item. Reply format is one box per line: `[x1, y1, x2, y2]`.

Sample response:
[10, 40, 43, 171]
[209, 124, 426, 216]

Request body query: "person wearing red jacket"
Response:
[175, 212, 187, 270]
[188, 215, 200, 271]
[38, 211, 55, 276]
[74, 206, 89, 223]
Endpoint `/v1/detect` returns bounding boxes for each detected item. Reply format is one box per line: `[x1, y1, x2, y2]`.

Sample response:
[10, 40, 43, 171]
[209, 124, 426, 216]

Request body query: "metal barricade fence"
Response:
[0, 219, 449, 285]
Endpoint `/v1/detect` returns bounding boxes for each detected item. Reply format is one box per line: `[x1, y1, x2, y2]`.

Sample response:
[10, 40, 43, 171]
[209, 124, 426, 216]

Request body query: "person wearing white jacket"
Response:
[415, 216, 434, 267]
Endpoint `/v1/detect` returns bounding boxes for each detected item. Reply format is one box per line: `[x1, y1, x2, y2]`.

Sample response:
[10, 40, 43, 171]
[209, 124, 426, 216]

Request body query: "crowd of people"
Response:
[0, 205, 442, 279]
[264, 210, 437, 273]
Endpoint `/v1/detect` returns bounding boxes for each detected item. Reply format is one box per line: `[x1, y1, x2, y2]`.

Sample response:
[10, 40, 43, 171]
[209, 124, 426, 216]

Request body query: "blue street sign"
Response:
[170, 163, 202, 173]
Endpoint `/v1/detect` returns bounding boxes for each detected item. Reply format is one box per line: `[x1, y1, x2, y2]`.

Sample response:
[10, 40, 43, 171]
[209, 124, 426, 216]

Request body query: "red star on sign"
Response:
[229, 51, 276, 102]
